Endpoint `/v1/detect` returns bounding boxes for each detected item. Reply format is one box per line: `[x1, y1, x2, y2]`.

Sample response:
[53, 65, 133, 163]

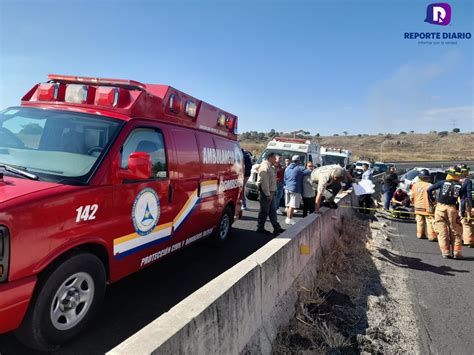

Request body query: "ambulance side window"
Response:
[121, 128, 168, 179]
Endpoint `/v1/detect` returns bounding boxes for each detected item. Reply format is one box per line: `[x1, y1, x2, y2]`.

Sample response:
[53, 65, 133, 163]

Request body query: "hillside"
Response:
[239, 132, 474, 162]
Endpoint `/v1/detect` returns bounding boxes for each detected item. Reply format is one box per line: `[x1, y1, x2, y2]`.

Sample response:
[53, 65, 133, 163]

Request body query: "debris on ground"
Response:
[273, 217, 419, 354]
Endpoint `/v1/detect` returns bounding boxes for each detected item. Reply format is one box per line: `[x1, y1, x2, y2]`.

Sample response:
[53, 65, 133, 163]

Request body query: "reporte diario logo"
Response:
[403, 2, 471, 43]
[424, 3, 451, 26]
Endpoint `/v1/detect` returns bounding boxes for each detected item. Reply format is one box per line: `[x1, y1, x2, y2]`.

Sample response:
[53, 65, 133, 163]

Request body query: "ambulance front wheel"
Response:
[16, 252, 106, 351]
[213, 206, 233, 244]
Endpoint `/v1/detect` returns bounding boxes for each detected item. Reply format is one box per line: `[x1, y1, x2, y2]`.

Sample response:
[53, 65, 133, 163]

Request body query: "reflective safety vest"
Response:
[438, 180, 462, 206]
[411, 180, 433, 215]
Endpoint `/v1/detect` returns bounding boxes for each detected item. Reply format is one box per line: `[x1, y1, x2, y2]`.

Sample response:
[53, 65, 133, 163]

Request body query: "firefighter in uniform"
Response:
[411, 169, 437, 241]
[458, 163, 473, 247]
[427, 166, 464, 259]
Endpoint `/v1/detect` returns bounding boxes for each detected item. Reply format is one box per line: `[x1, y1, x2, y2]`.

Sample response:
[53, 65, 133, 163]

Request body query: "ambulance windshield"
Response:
[321, 154, 346, 167]
[0, 107, 122, 184]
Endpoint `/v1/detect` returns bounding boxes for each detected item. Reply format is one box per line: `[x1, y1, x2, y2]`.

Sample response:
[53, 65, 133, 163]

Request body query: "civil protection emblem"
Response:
[132, 188, 160, 236]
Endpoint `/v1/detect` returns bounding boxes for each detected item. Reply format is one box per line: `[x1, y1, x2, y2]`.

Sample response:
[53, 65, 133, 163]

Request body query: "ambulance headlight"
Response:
[0, 226, 10, 283]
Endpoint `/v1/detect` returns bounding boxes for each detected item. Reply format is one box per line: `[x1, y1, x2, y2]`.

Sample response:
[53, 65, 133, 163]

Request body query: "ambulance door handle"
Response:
[168, 184, 173, 203]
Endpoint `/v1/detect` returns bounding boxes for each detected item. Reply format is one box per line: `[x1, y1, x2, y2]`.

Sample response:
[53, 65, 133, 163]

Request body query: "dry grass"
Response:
[273, 217, 374, 354]
[240, 132, 474, 161]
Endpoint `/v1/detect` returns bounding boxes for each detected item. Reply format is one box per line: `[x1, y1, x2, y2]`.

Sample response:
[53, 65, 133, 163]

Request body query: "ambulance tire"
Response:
[15, 252, 106, 351]
[212, 206, 233, 245]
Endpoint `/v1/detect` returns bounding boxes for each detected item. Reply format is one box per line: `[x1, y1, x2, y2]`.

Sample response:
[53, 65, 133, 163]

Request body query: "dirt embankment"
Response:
[273, 216, 419, 354]
[240, 132, 474, 161]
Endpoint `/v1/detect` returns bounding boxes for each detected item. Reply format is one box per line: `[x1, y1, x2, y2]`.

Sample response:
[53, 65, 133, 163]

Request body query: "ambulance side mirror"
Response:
[117, 152, 152, 181]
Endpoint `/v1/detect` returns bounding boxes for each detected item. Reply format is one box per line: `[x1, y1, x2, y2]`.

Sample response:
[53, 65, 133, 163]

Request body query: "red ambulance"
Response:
[0, 75, 243, 350]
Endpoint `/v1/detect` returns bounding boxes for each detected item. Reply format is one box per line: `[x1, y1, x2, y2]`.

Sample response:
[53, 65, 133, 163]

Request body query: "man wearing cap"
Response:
[284, 155, 311, 225]
[411, 169, 437, 241]
[458, 163, 473, 247]
[310, 164, 352, 214]
[427, 166, 464, 259]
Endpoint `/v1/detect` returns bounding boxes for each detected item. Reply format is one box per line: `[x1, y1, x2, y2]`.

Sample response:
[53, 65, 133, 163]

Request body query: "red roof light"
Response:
[95, 86, 130, 107]
[169, 94, 181, 113]
[36, 83, 65, 101]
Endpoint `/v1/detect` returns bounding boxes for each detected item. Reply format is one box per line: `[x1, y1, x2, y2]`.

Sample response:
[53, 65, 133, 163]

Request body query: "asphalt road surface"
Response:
[384, 218, 474, 354]
[0, 199, 299, 354]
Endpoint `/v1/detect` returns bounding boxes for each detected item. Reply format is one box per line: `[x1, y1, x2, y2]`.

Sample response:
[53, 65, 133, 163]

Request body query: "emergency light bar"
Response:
[22, 74, 238, 138]
[273, 137, 308, 144]
[48, 74, 146, 90]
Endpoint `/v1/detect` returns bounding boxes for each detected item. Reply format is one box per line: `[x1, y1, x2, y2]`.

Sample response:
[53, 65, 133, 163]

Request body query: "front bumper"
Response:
[0, 275, 37, 333]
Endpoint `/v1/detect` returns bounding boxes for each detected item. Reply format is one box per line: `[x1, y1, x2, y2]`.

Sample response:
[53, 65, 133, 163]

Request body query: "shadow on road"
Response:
[375, 248, 470, 276]
[0, 225, 275, 355]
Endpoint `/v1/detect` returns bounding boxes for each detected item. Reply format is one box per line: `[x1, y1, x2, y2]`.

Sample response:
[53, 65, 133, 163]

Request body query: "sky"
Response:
[0, 0, 473, 136]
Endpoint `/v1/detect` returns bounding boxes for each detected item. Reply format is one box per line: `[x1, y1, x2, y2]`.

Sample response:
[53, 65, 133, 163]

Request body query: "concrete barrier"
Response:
[108, 192, 355, 355]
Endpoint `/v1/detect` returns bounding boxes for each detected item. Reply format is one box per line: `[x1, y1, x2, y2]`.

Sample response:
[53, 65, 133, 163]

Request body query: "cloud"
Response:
[420, 106, 474, 131]
[422, 106, 473, 117]
[366, 50, 466, 132]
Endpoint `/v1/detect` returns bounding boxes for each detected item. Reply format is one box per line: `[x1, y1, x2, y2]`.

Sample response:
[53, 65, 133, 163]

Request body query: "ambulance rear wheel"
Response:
[213, 206, 233, 244]
[16, 252, 106, 351]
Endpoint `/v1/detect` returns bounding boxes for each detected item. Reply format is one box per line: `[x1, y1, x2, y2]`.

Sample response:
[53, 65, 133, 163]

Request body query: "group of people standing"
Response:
[384, 164, 473, 259]
[244, 150, 473, 260]
[252, 152, 351, 235]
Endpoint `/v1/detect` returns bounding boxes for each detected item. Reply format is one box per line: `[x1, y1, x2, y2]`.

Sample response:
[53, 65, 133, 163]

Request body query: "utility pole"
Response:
[451, 119, 457, 131]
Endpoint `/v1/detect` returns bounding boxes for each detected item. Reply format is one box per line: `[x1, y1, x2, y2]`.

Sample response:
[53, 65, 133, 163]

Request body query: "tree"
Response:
[438, 131, 449, 137]
[452, 128, 460, 133]
[314, 133, 320, 138]
[342, 131, 348, 136]
[268, 129, 276, 137]
[20, 123, 43, 135]
[409, 130, 414, 134]
[400, 131, 407, 135]
[333, 134, 339, 136]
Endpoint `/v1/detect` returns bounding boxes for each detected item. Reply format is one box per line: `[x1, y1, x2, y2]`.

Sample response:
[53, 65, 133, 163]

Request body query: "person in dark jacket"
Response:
[457, 163, 473, 247]
[384, 166, 399, 210]
[273, 155, 285, 215]
[427, 166, 465, 259]
[241, 149, 252, 210]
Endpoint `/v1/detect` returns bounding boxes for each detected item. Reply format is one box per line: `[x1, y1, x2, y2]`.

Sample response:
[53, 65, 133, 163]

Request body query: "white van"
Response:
[321, 147, 352, 167]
